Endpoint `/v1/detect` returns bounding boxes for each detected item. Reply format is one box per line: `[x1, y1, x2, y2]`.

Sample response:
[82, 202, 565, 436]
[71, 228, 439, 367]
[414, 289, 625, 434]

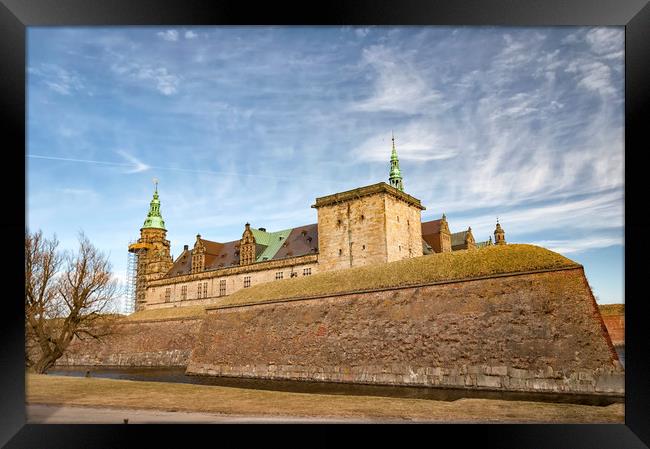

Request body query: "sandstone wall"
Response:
[144, 255, 318, 309]
[55, 317, 204, 367]
[187, 267, 623, 395]
[383, 194, 423, 261]
[602, 315, 624, 347]
[316, 194, 388, 271]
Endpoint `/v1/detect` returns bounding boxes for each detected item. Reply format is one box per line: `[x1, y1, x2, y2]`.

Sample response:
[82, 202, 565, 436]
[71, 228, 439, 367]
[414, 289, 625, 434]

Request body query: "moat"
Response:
[48, 351, 624, 408]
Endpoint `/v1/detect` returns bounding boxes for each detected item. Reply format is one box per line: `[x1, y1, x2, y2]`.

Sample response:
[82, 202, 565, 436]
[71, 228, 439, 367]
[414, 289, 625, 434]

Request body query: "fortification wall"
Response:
[187, 267, 623, 395]
[602, 315, 625, 347]
[55, 317, 203, 367]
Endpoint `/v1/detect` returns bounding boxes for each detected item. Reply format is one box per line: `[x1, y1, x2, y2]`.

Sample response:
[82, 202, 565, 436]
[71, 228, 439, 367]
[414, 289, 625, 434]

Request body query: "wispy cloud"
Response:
[28, 64, 85, 95]
[157, 29, 179, 42]
[352, 44, 443, 114]
[116, 150, 150, 173]
[184, 30, 198, 40]
[111, 62, 180, 95]
[529, 237, 621, 254]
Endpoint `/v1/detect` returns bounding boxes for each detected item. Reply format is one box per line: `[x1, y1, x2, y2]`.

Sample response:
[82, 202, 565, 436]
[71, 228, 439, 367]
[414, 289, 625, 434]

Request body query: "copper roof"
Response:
[451, 231, 469, 247]
[272, 223, 318, 260]
[164, 224, 319, 278]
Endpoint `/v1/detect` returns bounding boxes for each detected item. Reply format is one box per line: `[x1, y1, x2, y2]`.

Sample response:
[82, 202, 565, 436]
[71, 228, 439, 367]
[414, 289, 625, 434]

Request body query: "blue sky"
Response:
[26, 26, 624, 310]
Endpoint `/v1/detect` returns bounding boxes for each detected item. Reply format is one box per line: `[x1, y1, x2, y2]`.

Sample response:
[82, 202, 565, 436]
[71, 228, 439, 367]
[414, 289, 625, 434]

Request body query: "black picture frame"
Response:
[2, 0, 648, 447]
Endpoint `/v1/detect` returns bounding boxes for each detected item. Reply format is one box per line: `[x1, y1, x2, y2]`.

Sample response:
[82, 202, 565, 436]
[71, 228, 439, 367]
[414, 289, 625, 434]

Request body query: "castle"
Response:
[129, 136, 506, 312]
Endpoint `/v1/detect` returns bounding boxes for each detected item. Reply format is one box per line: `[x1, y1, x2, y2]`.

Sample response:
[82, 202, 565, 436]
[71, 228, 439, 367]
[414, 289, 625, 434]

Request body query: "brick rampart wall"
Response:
[602, 315, 625, 347]
[187, 267, 623, 395]
[55, 317, 203, 367]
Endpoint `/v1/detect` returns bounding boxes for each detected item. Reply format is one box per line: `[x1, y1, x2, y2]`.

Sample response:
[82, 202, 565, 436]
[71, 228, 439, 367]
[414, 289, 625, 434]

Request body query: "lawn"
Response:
[26, 374, 622, 423]
[215, 244, 579, 307]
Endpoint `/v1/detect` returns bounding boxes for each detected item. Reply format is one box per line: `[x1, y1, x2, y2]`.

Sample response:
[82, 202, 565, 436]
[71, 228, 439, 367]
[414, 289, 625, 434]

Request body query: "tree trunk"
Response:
[32, 353, 59, 374]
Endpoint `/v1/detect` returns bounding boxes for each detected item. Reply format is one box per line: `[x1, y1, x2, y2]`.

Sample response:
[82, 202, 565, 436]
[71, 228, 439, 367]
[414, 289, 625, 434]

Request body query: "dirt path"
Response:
[27, 404, 411, 424]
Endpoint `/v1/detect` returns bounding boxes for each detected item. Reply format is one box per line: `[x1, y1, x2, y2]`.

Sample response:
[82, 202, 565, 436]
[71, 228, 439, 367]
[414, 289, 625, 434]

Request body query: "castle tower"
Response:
[239, 223, 256, 265]
[388, 133, 404, 192]
[494, 218, 506, 245]
[440, 213, 452, 252]
[191, 234, 206, 273]
[313, 182, 425, 271]
[128, 179, 173, 311]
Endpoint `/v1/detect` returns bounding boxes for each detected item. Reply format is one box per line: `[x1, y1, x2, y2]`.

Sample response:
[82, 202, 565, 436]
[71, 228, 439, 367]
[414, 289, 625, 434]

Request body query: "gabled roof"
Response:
[163, 224, 319, 278]
[271, 223, 318, 260]
[451, 231, 469, 247]
[255, 228, 293, 262]
[421, 218, 442, 235]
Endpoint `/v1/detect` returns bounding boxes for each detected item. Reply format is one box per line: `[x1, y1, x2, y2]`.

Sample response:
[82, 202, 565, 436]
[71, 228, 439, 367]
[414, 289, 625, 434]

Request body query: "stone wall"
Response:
[187, 267, 623, 395]
[384, 193, 423, 261]
[55, 317, 204, 367]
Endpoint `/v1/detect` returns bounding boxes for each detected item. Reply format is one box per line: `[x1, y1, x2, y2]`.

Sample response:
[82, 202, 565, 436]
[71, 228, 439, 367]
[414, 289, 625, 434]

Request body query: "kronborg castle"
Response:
[129, 137, 506, 312]
[60, 136, 621, 397]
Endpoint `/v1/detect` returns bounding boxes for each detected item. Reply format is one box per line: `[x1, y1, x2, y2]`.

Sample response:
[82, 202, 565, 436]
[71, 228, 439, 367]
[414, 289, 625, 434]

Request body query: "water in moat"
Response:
[48, 361, 624, 407]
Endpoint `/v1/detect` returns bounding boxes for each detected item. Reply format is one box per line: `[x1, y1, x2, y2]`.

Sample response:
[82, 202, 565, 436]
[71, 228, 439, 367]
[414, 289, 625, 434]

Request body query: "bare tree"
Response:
[25, 230, 119, 373]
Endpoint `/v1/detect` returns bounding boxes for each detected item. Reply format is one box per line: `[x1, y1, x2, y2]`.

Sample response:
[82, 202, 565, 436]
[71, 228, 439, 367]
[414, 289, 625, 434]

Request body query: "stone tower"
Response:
[388, 133, 404, 192]
[239, 223, 256, 265]
[494, 219, 506, 245]
[313, 182, 425, 272]
[128, 180, 173, 311]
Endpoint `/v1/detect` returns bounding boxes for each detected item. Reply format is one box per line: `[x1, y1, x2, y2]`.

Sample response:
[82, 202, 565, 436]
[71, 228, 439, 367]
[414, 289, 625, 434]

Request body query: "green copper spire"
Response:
[388, 132, 404, 191]
[142, 178, 166, 230]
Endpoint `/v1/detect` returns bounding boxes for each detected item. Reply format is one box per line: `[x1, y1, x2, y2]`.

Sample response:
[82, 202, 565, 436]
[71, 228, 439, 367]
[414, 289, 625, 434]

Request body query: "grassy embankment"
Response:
[117, 244, 578, 319]
[215, 244, 579, 307]
[27, 374, 622, 423]
[123, 305, 207, 321]
[598, 304, 625, 316]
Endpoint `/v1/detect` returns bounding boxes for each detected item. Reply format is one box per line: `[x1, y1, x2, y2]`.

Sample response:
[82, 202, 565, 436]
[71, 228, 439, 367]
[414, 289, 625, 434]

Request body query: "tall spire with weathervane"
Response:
[142, 177, 166, 230]
[388, 132, 404, 192]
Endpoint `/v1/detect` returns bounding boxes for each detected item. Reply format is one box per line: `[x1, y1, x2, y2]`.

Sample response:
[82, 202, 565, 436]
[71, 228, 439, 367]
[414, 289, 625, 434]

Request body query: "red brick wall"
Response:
[187, 268, 623, 394]
[56, 318, 204, 367]
[602, 315, 624, 346]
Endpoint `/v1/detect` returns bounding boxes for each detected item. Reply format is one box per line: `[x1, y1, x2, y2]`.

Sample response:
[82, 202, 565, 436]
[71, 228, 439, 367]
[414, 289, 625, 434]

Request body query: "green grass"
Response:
[26, 374, 623, 423]
[598, 304, 625, 316]
[215, 244, 579, 307]
[124, 305, 207, 321]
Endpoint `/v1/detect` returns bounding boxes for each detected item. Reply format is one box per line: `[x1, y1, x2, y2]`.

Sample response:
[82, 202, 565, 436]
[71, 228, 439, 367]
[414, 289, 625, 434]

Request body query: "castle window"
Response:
[244, 276, 251, 288]
[165, 288, 171, 303]
[337, 219, 342, 226]
[362, 245, 366, 250]
[180, 285, 187, 301]
[275, 271, 283, 280]
[290, 272, 298, 278]
[397, 216, 400, 222]
[303, 268, 311, 276]
[197, 283, 202, 299]
[360, 214, 365, 220]
[219, 279, 226, 296]
[339, 249, 343, 256]
[203, 282, 208, 297]
[399, 245, 402, 251]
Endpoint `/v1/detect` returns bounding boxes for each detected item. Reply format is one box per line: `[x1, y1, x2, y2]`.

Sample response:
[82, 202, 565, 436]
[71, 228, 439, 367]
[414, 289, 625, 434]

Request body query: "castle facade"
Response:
[129, 137, 506, 311]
